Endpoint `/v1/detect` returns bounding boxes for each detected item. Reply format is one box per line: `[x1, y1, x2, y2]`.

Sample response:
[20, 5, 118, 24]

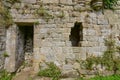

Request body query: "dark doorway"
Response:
[16, 24, 33, 69]
[69, 22, 83, 47]
[19, 25, 33, 53]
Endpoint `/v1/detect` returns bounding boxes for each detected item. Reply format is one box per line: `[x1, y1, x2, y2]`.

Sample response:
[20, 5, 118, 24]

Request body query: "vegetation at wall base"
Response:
[0, 69, 14, 80]
[89, 75, 120, 80]
[38, 62, 61, 80]
[76, 35, 120, 78]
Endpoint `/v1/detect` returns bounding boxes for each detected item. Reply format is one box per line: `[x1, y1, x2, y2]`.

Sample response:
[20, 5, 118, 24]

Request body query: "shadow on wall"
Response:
[69, 22, 83, 47]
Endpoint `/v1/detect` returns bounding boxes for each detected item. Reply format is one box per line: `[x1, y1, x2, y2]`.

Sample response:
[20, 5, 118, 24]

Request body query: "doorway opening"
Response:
[19, 26, 33, 53]
[69, 22, 83, 47]
[16, 24, 34, 69]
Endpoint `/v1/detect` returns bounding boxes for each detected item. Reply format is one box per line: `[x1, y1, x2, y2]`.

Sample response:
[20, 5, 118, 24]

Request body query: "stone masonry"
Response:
[0, 0, 120, 74]
[0, 24, 6, 70]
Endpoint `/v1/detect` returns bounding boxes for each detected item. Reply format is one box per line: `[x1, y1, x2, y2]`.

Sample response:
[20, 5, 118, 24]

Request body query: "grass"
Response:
[76, 75, 120, 80]
[0, 70, 14, 80]
[38, 62, 61, 80]
[88, 75, 120, 80]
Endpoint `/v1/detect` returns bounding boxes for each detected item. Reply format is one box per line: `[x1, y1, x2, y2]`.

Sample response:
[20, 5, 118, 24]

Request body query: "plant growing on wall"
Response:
[3, 52, 9, 57]
[0, 5, 13, 26]
[103, 0, 118, 9]
[35, 5, 54, 22]
[91, 0, 103, 10]
[0, 0, 20, 27]
[91, 0, 118, 10]
[77, 35, 120, 75]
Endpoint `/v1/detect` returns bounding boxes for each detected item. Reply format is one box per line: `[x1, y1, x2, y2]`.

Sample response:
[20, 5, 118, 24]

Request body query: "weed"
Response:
[57, 11, 65, 18]
[0, 69, 14, 80]
[34, 21, 39, 25]
[89, 75, 120, 80]
[35, 5, 54, 22]
[0, 1, 17, 27]
[77, 35, 120, 75]
[3, 52, 9, 57]
[38, 62, 61, 80]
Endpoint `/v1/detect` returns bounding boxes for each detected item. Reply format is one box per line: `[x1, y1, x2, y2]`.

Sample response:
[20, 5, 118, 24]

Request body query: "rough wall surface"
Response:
[2, 0, 120, 73]
[0, 25, 5, 70]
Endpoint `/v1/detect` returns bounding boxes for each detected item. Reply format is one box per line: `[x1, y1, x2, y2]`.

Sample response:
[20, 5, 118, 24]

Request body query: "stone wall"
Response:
[15, 26, 25, 69]
[3, 0, 120, 73]
[0, 25, 6, 70]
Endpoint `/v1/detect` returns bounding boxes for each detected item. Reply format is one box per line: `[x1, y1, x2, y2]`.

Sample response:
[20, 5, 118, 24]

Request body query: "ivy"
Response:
[103, 0, 119, 9]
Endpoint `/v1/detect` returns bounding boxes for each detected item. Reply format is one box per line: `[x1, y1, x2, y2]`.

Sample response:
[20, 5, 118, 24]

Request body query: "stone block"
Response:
[60, 0, 73, 5]
[80, 41, 88, 47]
[65, 53, 75, 59]
[65, 41, 72, 46]
[46, 53, 55, 62]
[97, 18, 108, 25]
[40, 47, 52, 54]
[66, 23, 74, 28]
[56, 53, 66, 62]
[62, 47, 73, 54]
[42, 0, 59, 4]
[87, 29, 96, 36]
[0, 29, 5, 36]
[72, 47, 80, 53]
[40, 28, 49, 34]
[104, 10, 119, 24]
[62, 64, 73, 70]
[51, 33, 62, 38]
[89, 13, 97, 18]
[44, 24, 57, 28]
[53, 42, 65, 47]
[86, 47, 101, 56]
[88, 36, 99, 42]
[41, 41, 53, 47]
[34, 39, 41, 48]
[21, 0, 36, 3]
[88, 42, 99, 47]
[51, 47, 63, 54]
[78, 47, 87, 60]
[73, 62, 80, 70]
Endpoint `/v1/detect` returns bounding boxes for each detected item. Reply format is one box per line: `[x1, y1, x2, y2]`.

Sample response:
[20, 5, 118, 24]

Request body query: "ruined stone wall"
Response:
[4, 0, 120, 73]
[15, 26, 25, 69]
[0, 25, 6, 70]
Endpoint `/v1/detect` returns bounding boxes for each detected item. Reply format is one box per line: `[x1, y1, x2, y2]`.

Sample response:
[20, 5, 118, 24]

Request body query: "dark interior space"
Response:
[69, 22, 83, 47]
[19, 25, 33, 53]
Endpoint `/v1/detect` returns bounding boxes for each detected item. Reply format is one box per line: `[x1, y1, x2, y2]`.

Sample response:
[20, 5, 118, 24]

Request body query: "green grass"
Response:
[0, 70, 14, 80]
[38, 62, 61, 80]
[88, 75, 120, 80]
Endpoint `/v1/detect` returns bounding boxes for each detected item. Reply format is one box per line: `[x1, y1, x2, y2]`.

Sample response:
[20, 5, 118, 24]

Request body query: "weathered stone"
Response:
[104, 10, 119, 24]
[73, 62, 80, 70]
[4, 25, 17, 72]
[60, 0, 73, 5]
[21, 0, 36, 3]
[0, 0, 119, 77]
[42, 0, 59, 4]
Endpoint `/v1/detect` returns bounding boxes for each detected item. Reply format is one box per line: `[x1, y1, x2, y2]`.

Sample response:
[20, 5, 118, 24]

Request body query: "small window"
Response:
[69, 22, 83, 47]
